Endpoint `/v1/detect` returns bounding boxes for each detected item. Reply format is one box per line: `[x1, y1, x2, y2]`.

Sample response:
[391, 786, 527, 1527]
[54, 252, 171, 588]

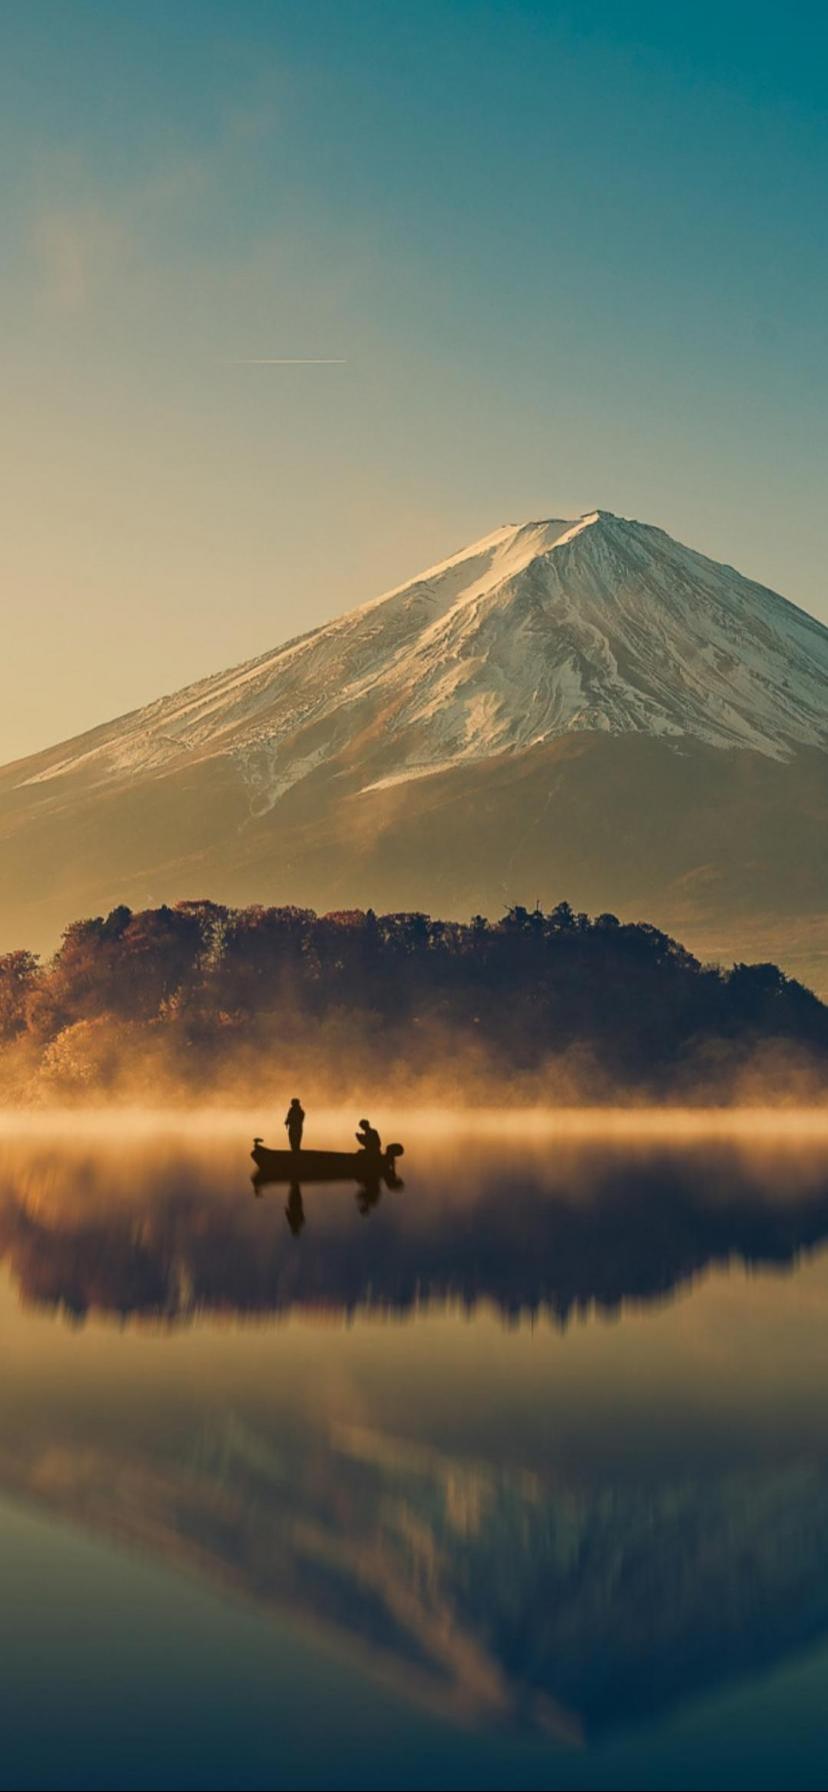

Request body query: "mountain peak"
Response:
[2, 505, 827, 974]
[8, 511, 828, 814]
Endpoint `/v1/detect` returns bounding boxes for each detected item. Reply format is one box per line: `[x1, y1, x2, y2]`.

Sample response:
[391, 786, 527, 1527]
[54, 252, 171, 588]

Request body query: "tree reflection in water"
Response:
[1, 1138, 827, 1327]
[2, 1129, 828, 1741]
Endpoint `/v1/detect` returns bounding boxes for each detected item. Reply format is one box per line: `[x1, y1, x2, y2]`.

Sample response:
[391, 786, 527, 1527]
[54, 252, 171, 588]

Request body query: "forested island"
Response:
[0, 899, 826, 1104]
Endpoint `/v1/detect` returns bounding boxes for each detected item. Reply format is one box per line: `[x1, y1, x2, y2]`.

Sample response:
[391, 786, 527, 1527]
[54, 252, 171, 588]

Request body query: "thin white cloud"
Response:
[223, 357, 347, 365]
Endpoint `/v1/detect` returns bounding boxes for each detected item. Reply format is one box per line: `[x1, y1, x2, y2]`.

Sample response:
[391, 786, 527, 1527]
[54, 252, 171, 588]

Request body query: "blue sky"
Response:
[1, 1, 826, 759]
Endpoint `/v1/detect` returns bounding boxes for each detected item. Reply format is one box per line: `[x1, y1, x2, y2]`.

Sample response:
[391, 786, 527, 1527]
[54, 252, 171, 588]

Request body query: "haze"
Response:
[2, 0, 827, 765]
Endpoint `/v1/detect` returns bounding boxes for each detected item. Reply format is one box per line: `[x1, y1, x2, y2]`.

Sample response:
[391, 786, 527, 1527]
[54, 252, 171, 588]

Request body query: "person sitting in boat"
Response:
[285, 1097, 305, 1152]
[355, 1117, 381, 1155]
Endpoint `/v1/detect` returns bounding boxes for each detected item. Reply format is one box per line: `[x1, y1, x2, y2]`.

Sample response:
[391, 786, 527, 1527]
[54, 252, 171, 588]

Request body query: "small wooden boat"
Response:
[251, 1139, 404, 1188]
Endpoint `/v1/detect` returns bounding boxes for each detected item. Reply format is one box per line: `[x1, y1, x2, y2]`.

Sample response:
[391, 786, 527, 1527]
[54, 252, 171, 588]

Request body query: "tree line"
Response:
[0, 898, 825, 1101]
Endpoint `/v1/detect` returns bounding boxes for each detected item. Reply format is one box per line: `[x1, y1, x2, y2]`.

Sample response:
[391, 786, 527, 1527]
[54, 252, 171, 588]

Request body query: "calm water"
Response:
[2, 1113, 828, 1790]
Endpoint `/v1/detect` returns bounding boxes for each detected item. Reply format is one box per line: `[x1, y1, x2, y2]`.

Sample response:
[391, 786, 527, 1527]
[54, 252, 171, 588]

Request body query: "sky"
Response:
[1, 0, 826, 764]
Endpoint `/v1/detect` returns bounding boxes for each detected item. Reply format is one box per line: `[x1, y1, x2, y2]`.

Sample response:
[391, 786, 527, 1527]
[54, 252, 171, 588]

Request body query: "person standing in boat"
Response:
[355, 1117, 381, 1155]
[285, 1097, 305, 1152]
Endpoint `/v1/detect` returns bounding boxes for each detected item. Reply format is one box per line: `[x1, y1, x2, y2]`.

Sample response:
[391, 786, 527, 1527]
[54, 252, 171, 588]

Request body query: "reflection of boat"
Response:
[251, 1140, 405, 1187]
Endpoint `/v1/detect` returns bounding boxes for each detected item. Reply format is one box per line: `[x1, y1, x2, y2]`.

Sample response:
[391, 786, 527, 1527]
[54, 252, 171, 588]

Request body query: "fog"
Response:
[2, 1102, 828, 1143]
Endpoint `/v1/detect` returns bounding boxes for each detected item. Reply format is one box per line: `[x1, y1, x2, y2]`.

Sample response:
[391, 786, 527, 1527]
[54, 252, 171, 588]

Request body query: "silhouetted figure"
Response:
[285, 1181, 305, 1236]
[355, 1117, 381, 1155]
[285, 1098, 305, 1153]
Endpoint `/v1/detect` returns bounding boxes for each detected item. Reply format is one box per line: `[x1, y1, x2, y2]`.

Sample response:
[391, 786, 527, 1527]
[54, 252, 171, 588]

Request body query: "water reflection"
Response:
[1, 1123, 828, 1753]
[1, 1135, 828, 1325]
[285, 1181, 305, 1235]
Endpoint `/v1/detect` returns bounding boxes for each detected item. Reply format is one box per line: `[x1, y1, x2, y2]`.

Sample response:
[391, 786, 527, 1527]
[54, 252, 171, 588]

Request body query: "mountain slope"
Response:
[1, 509, 827, 980]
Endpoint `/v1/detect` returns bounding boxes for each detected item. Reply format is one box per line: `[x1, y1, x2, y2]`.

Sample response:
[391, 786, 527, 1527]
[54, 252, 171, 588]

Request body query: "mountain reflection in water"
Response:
[1, 1119, 828, 1752]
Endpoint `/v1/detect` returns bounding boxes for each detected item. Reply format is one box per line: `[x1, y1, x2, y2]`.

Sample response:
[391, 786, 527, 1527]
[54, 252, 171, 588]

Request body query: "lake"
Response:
[1, 1110, 828, 1791]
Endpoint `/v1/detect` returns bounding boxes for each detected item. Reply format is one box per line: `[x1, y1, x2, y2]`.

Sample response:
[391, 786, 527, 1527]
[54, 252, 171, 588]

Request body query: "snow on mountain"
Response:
[15, 510, 828, 817]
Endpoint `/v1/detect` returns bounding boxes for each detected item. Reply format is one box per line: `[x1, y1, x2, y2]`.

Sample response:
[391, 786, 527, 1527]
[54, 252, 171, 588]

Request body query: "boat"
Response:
[251, 1139, 405, 1188]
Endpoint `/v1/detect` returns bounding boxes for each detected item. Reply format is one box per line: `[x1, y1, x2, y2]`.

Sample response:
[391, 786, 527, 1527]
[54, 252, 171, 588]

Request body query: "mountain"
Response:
[2, 509, 827, 981]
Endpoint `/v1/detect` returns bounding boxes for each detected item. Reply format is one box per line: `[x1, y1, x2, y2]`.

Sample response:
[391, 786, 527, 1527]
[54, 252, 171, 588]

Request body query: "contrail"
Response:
[224, 357, 347, 365]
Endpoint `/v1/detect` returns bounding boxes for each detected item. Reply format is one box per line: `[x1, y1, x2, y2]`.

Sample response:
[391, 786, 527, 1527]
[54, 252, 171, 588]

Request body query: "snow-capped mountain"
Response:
[16, 510, 828, 807]
[1, 509, 827, 980]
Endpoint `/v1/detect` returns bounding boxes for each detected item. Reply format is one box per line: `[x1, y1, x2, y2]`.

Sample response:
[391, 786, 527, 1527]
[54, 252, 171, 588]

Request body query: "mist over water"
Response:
[2, 1110, 828, 1789]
